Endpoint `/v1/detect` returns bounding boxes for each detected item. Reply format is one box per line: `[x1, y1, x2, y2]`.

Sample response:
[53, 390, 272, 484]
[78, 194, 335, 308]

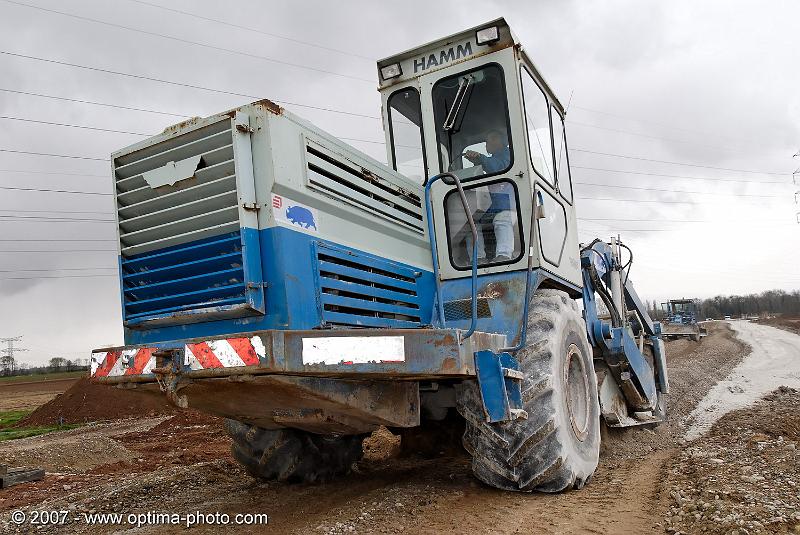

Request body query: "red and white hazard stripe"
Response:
[91, 348, 155, 378]
[184, 336, 265, 370]
[90, 336, 267, 377]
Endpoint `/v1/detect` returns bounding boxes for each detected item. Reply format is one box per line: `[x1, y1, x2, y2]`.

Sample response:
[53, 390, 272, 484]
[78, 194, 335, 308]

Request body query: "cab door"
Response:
[519, 64, 581, 287]
[419, 51, 533, 281]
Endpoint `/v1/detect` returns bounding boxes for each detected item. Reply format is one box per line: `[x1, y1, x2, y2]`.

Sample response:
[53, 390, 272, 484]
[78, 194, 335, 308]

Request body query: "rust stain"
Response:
[478, 281, 507, 299]
[441, 357, 458, 371]
[434, 333, 456, 347]
[254, 98, 283, 115]
[161, 117, 202, 135]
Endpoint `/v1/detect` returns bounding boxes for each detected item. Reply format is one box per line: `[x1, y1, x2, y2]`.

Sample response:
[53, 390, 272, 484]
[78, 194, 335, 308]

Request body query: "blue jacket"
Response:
[478, 147, 512, 212]
[478, 146, 510, 173]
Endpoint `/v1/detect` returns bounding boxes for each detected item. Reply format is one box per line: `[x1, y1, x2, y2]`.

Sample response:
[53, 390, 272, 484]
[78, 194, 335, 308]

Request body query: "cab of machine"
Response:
[377, 18, 581, 291]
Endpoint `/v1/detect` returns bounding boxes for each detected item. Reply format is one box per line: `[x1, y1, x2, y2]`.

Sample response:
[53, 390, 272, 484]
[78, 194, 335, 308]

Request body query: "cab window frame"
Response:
[550, 107, 574, 205]
[431, 62, 514, 182]
[442, 177, 525, 272]
[387, 86, 428, 184]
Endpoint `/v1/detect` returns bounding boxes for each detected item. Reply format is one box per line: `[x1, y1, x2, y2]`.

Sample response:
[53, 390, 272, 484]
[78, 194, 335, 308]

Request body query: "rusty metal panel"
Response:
[91, 328, 507, 384]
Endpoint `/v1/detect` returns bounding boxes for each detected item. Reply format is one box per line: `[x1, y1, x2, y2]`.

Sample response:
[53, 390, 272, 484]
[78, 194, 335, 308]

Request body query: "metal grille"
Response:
[443, 298, 492, 321]
[315, 243, 423, 328]
[305, 141, 424, 233]
[113, 117, 248, 325]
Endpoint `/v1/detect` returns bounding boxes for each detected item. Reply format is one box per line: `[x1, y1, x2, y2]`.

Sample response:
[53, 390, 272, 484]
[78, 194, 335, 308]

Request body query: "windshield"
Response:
[432, 64, 512, 180]
[387, 88, 426, 183]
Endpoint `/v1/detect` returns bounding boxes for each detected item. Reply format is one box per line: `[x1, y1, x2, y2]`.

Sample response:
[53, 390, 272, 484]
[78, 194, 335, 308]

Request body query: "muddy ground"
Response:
[1, 322, 797, 534]
[754, 316, 800, 336]
[0, 378, 79, 412]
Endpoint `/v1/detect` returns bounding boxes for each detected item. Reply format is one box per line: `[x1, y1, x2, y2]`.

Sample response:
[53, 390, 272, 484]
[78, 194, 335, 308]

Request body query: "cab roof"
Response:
[376, 17, 565, 114]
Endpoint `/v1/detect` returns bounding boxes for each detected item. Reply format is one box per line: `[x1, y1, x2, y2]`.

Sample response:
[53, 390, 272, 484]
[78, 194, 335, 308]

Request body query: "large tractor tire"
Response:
[224, 419, 366, 483]
[457, 289, 601, 492]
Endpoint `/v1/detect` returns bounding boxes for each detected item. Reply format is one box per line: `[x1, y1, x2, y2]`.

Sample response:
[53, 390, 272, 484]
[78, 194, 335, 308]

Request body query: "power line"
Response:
[567, 120, 739, 153]
[0, 238, 116, 242]
[0, 273, 117, 281]
[578, 217, 789, 223]
[0, 208, 112, 215]
[0, 267, 116, 273]
[0, 110, 388, 150]
[0, 148, 107, 161]
[0, 185, 111, 195]
[0, 50, 379, 119]
[578, 196, 700, 205]
[0, 215, 114, 222]
[572, 166, 789, 185]
[571, 149, 789, 177]
[573, 180, 785, 197]
[0, 115, 150, 136]
[0, 249, 115, 253]
[0, 168, 106, 178]
[127, 0, 374, 61]
[0, 87, 186, 117]
[1, 0, 373, 83]
[570, 105, 759, 145]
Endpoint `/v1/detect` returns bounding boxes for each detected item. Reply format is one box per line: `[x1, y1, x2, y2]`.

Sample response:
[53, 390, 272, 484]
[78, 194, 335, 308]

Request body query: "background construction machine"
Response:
[662, 298, 707, 341]
[90, 18, 667, 492]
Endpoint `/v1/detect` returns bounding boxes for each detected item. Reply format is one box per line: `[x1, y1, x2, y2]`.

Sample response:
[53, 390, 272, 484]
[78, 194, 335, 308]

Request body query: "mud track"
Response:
[2, 322, 788, 534]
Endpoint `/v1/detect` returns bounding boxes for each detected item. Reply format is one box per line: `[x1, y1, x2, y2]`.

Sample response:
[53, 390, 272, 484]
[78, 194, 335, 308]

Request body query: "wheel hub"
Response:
[564, 343, 590, 441]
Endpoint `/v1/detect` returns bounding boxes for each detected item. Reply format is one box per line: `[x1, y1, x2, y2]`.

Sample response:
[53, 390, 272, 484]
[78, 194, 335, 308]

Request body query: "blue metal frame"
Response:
[424, 173, 479, 339]
[580, 240, 668, 411]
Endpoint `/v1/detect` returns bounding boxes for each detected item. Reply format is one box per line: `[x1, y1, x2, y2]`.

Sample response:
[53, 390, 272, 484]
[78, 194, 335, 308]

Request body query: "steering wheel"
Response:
[448, 152, 467, 172]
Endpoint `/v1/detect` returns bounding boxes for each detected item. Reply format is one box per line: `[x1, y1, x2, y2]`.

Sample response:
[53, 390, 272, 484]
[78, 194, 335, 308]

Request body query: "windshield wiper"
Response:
[442, 75, 472, 131]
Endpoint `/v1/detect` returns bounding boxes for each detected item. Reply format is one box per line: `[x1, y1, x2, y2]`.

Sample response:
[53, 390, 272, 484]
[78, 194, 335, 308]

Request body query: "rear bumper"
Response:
[90, 328, 507, 384]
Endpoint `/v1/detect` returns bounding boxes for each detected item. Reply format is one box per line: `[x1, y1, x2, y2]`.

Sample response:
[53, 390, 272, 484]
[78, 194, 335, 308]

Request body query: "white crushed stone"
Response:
[685, 320, 800, 440]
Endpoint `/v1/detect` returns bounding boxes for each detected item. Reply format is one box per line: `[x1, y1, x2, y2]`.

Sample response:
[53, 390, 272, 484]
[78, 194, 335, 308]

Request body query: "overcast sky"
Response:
[0, 0, 798, 366]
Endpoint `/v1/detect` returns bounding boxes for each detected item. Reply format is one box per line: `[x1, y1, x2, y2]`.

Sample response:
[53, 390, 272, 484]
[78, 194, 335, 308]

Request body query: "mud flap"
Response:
[474, 350, 527, 423]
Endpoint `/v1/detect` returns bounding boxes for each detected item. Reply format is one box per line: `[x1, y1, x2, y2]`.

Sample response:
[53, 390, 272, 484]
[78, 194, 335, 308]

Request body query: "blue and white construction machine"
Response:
[91, 19, 668, 492]
[662, 298, 706, 342]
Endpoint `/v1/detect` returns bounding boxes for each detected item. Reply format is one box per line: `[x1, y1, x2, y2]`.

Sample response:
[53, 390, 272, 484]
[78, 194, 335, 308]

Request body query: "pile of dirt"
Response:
[18, 378, 177, 426]
[664, 386, 800, 534]
[98, 410, 232, 475]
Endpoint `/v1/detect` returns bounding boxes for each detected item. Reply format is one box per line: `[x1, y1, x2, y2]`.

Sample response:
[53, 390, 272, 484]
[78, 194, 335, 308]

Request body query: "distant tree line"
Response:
[645, 289, 800, 321]
[698, 289, 800, 319]
[0, 356, 89, 377]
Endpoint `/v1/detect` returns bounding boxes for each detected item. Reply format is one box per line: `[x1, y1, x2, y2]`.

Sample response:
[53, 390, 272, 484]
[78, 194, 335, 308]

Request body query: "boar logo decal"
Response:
[285, 205, 317, 230]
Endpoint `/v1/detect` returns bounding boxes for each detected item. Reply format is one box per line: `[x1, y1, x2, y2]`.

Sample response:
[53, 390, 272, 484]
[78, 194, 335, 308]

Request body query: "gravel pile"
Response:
[664, 387, 800, 534]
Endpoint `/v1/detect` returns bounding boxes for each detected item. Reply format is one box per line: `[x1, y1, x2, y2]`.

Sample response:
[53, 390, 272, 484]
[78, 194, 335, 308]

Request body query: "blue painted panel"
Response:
[320, 293, 421, 318]
[316, 260, 419, 293]
[123, 227, 436, 345]
[124, 268, 244, 300]
[319, 277, 420, 306]
[612, 327, 657, 406]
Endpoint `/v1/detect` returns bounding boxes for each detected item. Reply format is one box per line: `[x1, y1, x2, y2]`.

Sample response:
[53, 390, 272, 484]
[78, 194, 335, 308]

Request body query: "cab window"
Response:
[387, 88, 426, 184]
[444, 179, 523, 270]
[520, 67, 555, 185]
[432, 64, 513, 181]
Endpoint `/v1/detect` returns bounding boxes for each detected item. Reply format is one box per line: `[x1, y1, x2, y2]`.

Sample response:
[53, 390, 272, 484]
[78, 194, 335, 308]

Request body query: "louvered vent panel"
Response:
[113, 117, 248, 325]
[305, 142, 424, 233]
[315, 243, 422, 328]
[114, 119, 240, 257]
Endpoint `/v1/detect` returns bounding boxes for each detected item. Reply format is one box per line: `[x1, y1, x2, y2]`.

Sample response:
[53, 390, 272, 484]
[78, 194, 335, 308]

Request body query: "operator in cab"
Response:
[464, 130, 515, 263]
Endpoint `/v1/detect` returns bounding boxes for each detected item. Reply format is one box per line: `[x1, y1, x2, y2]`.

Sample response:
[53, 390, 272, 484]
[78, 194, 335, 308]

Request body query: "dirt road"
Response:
[1, 322, 798, 534]
[687, 320, 800, 439]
